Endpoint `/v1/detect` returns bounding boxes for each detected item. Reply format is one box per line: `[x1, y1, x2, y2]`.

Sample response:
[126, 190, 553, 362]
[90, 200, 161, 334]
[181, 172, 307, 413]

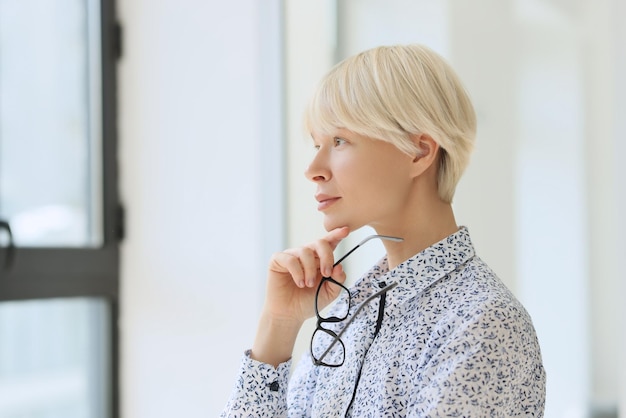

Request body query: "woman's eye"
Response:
[334, 137, 347, 146]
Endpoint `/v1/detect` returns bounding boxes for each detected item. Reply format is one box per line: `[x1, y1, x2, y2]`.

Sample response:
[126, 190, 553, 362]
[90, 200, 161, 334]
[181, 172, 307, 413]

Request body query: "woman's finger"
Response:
[270, 227, 350, 288]
[297, 247, 321, 287]
[309, 227, 350, 277]
[270, 251, 306, 287]
[324, 227, 350, 249]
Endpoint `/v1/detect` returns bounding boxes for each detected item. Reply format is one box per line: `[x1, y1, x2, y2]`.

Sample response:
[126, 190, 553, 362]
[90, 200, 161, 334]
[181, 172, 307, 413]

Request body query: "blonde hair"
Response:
[304, 44, 476, 203]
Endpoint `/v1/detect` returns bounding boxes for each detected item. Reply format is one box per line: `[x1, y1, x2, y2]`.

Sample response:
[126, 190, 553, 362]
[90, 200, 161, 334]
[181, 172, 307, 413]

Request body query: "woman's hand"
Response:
[250, 227, 349, 367]
[264, 226, 349, 324]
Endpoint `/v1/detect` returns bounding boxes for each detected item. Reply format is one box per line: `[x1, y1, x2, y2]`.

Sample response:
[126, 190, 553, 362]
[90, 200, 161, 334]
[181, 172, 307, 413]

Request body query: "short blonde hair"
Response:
[304, 44, 476, 203]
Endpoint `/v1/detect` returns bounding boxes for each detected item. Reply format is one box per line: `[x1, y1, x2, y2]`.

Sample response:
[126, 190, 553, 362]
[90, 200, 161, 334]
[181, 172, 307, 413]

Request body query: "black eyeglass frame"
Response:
[310, 234, 402, 367]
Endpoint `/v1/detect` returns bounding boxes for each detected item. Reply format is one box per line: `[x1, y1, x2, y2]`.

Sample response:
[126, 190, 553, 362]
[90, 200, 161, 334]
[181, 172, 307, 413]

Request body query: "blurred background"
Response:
[0, 0, 624, 417]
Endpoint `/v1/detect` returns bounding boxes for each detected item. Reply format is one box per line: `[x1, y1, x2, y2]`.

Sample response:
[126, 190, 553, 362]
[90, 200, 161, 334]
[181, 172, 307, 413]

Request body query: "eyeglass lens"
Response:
[310, 234, 403, 367]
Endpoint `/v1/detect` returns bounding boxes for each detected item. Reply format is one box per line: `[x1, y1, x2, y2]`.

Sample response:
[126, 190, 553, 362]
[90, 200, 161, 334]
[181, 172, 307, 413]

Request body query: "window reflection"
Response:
[0, 0, 102, 247]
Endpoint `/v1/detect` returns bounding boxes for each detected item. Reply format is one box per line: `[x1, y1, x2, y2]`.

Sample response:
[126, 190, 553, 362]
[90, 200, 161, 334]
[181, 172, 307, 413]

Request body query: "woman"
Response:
[222, 44, 545, 417]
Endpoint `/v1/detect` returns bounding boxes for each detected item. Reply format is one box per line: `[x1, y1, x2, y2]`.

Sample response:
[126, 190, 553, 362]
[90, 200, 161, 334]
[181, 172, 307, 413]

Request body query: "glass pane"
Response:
[0, 0, 102, 247]
[0, 298, 109, 418]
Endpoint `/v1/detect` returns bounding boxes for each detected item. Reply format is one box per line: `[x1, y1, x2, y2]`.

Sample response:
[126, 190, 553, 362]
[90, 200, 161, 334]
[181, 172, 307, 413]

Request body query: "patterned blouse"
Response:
[221, 227, 546, 417]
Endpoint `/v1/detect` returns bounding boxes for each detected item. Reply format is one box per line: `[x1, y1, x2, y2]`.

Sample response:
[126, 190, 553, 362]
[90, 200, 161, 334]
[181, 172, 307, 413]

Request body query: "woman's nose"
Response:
[304, 151, 330, 183]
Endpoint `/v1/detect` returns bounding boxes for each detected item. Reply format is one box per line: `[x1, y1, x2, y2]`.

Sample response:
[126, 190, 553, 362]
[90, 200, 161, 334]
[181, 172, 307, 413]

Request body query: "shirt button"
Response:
[269, 381, 279, 392]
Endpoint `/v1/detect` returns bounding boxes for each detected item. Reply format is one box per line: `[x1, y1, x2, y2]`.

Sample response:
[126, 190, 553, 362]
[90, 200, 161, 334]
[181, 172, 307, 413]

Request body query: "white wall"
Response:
[118, 1, 282, 416]
[581, 0, 621, 411]
[615, 0, 626, 414]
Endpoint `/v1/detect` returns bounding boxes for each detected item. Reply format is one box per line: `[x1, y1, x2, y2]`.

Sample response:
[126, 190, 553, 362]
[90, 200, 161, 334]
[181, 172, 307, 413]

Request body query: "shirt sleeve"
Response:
[286, 350, 321, 416]
[220, 350, 292, 418]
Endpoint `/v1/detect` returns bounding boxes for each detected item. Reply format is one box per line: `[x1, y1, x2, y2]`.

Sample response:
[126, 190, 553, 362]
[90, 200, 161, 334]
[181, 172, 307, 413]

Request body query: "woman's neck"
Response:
[376, 201, 458, 270]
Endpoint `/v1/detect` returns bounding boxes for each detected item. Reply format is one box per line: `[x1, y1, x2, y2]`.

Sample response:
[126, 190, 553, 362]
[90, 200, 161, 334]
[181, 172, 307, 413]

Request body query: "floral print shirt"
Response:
[221, 227, 546, 417]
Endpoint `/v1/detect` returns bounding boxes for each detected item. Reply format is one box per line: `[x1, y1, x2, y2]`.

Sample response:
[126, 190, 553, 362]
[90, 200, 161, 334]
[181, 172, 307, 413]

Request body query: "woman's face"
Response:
[306, 128, 416, 232]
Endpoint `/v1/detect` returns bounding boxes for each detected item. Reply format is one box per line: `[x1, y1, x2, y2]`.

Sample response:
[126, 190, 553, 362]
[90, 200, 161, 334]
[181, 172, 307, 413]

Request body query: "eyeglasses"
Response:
[310, 234, 402, 367]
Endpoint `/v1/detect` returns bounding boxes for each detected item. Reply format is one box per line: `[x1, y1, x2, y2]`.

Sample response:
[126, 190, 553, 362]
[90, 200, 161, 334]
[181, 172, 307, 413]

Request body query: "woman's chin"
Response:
[323, 217, 344, 232]
[323, 217, 362, 233]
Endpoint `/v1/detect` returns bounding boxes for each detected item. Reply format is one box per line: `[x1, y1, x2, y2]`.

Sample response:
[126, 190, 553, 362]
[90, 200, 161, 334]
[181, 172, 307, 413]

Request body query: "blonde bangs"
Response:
[303, 58, 418, 156]
[303, 73, 348, 137]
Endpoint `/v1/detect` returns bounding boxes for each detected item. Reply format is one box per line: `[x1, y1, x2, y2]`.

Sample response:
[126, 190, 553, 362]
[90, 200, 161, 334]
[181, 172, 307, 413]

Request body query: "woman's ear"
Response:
[409, 133, 440, 178]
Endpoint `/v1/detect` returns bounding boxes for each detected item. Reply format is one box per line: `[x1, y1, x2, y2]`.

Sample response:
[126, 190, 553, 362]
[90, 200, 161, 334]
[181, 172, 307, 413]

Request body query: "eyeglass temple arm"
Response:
[332, 235, 403, 267]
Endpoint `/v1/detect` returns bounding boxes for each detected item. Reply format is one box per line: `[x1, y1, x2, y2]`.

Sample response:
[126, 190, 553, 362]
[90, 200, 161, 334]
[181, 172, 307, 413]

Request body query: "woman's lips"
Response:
[316, 195, 340, 211]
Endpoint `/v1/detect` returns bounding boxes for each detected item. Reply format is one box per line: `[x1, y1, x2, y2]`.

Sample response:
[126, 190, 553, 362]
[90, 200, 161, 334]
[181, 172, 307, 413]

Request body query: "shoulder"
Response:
[455, 257, 534, 328]
[435, 257, 545, 379]
[434, 257, 538, 340]
[407, 256, 543, 367]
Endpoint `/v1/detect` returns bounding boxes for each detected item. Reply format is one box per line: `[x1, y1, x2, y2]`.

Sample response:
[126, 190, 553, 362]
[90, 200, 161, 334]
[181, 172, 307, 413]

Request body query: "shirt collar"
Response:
[355, 226, 476, 306]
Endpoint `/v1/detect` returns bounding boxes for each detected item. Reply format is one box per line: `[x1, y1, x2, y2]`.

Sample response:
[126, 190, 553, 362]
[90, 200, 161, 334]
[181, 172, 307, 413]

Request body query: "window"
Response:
[0, 0, 120, 417]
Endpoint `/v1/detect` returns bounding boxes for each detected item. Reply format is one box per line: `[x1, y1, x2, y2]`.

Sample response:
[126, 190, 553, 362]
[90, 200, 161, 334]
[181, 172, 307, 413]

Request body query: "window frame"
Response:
[0, 0, 121, 416]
